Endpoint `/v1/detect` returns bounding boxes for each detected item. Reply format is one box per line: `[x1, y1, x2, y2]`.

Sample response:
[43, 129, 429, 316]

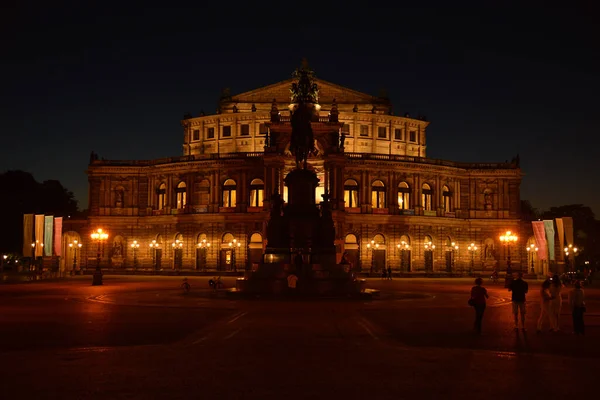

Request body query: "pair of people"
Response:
[537, 275, 563, 332]
[469, 273, 527, 334]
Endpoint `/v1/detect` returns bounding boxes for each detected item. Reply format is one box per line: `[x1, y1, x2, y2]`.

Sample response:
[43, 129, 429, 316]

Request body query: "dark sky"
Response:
[1, 2, 598, 214]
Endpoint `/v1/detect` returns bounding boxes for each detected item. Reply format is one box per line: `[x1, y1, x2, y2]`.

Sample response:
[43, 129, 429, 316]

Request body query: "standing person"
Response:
[508, 271, 529, 331]
[568, 281, 586, 335]
[387, 266, 392, 281]
[537, 279, 553, 333]
[549, 274, 564, 332]
[470, 277, 489, 334]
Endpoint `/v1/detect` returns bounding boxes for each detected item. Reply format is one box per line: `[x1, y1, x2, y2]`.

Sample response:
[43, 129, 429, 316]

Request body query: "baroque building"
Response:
[70, 65, 526, 275]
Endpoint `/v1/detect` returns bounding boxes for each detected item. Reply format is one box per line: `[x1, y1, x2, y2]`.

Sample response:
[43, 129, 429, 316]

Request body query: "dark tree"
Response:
[520, 200, 539, 221]
[0, 170, 80, 254]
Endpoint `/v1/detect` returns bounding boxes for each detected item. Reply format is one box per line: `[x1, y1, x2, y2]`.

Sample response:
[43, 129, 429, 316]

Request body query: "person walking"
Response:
[537, 279, 554, 333]
[387, 266, 392, 281]
[568, 281, 586, 335]
[549, 274, 564, 332]
[508, 271, 529, 331]
[470, 277, 489, 334]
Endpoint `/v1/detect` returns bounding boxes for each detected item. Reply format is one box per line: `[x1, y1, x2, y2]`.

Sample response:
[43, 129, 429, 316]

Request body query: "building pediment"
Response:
[229, 78, 388, 106]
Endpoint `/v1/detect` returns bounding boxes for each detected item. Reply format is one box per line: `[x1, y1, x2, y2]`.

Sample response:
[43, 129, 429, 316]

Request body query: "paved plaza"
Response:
[1, 276, 598, 399]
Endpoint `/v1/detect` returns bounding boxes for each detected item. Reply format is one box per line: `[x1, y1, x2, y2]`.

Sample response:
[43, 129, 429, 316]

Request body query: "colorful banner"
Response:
[555, 218, 564, 260]
[563, 217, 574, 246]
[54, 217, 63, 256]
[23, 214, 34, 256]
[34, 214, 45, 257]
[532, 221, 548, 260]
[44, 216, 54, 256]
[543, 220, 556, 261]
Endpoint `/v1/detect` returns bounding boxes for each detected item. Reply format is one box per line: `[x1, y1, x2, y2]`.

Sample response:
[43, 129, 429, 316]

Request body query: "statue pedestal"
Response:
[111, 256, 124, 268]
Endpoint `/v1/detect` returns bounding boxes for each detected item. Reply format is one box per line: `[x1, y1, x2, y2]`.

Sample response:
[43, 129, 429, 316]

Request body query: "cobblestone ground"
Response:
[1, 276, 598, 399]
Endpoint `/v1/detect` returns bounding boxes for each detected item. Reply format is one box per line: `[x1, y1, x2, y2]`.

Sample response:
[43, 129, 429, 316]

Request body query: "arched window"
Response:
[371, 180, 386, 209]
[176, 182, 187, 209]
[249, 178, 264, 207]
[397, 182, 410, 210]
[222, 179, 237, 207]
[422, 183, 433, 211]
[157, 183, 167, 210]
[442, 185, 452, 213]
[373, 234, 385, 245]
[344, 179, 359, 208]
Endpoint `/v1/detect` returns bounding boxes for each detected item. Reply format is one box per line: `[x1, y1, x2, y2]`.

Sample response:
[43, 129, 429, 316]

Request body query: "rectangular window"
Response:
[240, 124, 250, 136]
[409, 131, 416, 142]
[192, 129, 200, 141]
[342, 123, 351, 136]
[222, 126, 232, 137]
[394, 128, 402, 140]
[360, 125, 369, 137]
[207, 127, 215, 139]
[259, 123, 268, 135]
[377, 126, 387, 139]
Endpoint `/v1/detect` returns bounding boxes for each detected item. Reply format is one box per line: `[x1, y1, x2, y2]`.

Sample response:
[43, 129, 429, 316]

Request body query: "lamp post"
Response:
[526, 243, 538, 274]
[90, 228, 108, 285]
[396, 241, 410, 272]
[499, 230, 518, 271]
[68, 240, 82, 274]
[172, 240, 183, 270]
[366, 240, 379, 275]
[30, 241, 44, 272]
[149, 240, 160, 270]
[451, 242, 459, 272]
[467, 243, 478, 275]
[130, 240, 140, 270]
[564, 244, 578, 272]
[197, 239, 211, 271]
[424, 240, 435, 272]
[1, 254, 7, 273]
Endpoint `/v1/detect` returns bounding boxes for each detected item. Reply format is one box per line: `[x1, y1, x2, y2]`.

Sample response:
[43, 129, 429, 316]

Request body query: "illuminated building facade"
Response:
[71, 67, 525, 274]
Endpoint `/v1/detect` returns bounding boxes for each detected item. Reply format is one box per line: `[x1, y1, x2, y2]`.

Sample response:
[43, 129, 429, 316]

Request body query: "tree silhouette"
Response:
[0, 170, 80, 254]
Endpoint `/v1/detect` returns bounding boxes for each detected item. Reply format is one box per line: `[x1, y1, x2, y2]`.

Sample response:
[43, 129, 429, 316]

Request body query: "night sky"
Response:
[1, 3, 598, 214]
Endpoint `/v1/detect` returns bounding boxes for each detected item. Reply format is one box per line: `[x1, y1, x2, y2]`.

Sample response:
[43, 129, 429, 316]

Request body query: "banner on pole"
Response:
[23, 214, 34, 257]
[54, 217, 63, 256]
[543, 220, 556, 261]
[556, 218, 565, 260]
[34, 214, 45, 257]
[563, 217, 574, 246]
[532, 221, 548, 260]
[44, 216, 54, 256]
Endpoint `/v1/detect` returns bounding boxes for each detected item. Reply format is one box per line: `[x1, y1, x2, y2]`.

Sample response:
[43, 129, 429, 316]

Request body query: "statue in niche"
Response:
[484, 242, 495, 260]
[340, 131, 346, 150]
[112, 240, 123, 257]
[115, 190, 124, 208]
[484, 190, 493, 211]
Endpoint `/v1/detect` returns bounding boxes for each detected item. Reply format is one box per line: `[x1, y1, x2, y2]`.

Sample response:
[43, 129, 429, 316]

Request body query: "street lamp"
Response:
[467, 243, 478, 275]
[130, 240, 140, 269]
[1, 254, 7, 273]
[172, 239, 183, 270]
[197, 239, 211, 271]
[30, 241, 44, 271]
[366, 240, 379, 275]
[68, 240, 82, 274]
[499, 230, 518, 271]
[564, 244, 578, 272]
[396, 241, 410, 272]
[450, 242, 459, 272]
[526, 243, 538, 274]
[90, 228, 109, 285]
[424, 240, 435, 271]
[149, 240, 160, 270]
